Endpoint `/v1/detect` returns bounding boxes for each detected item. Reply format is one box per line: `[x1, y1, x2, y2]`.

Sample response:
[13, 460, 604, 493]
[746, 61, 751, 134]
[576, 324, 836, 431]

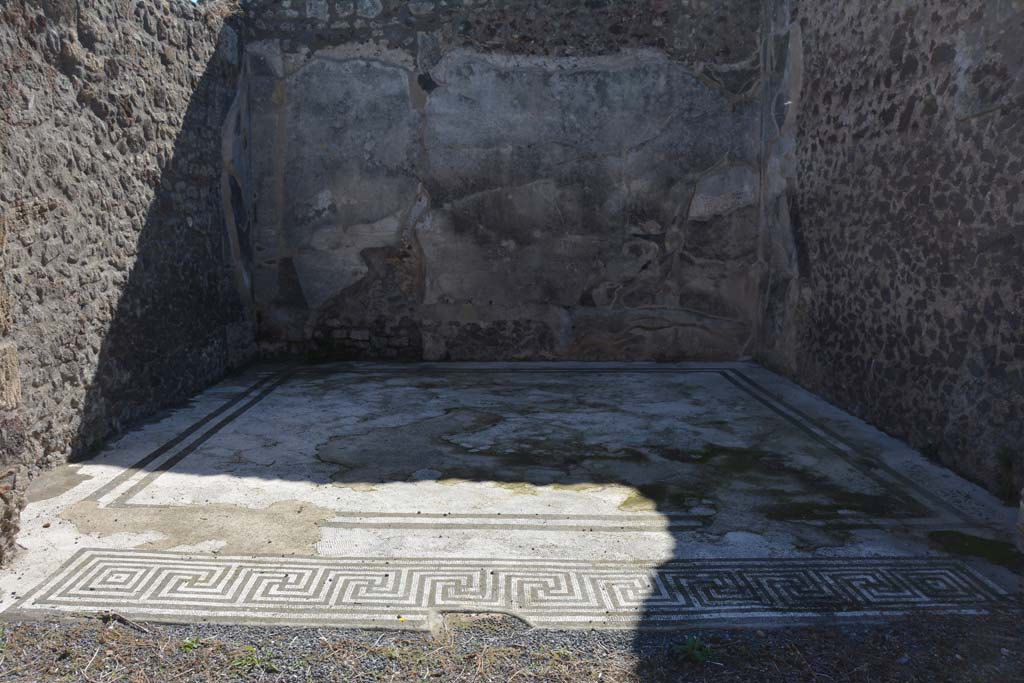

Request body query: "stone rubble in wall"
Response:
[0, 0, 255, 564]
[785, 0, 1024, 501]
[240, 0, 762, 65]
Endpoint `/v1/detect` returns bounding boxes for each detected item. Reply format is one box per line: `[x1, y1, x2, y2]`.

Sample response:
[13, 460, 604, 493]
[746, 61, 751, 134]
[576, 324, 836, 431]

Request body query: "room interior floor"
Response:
[1, 362, 1018, 629]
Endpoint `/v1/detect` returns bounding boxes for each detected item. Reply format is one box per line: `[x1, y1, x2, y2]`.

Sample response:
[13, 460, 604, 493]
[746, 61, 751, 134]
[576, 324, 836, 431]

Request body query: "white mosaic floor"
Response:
[3, 363, 1019, 629]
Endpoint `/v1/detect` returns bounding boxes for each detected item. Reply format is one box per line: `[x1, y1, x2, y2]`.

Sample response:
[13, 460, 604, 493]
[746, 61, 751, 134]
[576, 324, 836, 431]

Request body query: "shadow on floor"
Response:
[56, 363, 1019, 666]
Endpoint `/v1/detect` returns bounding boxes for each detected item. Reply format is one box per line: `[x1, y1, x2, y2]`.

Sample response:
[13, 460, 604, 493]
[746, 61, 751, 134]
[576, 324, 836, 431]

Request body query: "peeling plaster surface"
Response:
[1, 363, 1017, 628]
[237, 30, 771, 361]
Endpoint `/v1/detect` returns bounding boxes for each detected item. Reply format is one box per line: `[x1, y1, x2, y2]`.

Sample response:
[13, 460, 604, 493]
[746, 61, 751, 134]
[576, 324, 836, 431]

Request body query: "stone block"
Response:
[688, 165, 758, 222]
[356, 0, 382, 19]
[0, 343, 20, 412]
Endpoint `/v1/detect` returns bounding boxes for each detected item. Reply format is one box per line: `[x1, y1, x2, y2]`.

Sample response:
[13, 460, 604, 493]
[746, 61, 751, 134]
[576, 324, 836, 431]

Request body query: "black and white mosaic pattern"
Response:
[14, 550, 1007, 629]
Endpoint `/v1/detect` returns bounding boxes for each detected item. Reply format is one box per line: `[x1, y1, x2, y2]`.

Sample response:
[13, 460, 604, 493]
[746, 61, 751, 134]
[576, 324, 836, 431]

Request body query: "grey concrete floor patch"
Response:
[3, 362, 1019, 630]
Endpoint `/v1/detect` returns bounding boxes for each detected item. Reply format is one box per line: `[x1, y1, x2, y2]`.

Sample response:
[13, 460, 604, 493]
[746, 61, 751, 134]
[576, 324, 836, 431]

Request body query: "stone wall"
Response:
[0, 0, 256, 563]
[779, 0, 1024, 500]
[1, 0, 1017, 562]
[0, 209, 25, 563]
[237, 0, 775, 360]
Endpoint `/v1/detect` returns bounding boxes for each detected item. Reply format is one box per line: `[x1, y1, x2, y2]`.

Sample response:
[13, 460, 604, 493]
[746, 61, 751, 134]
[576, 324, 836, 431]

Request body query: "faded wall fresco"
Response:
[237, 0, 772, 360]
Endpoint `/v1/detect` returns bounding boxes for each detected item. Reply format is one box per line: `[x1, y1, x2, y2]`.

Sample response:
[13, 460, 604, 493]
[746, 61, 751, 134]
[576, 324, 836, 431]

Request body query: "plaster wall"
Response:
[237, 0, 773, 361]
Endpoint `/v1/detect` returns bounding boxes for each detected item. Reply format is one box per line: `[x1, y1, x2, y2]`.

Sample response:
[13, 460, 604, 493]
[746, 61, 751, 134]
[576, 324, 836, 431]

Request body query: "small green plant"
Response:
[673, 635, 712, 663]
[180, 637, 203, 653]
[230, 646, 281, 674]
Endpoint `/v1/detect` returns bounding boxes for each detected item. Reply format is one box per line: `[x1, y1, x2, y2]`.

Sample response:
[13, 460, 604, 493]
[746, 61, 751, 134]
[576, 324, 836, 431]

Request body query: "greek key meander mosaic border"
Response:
[86, 365, 972, 528]
[14, 550, 1007, 628]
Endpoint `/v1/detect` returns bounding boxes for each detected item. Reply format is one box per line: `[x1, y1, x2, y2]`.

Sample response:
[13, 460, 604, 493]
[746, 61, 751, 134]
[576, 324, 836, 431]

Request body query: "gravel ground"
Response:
[0, 608, 1022, 682]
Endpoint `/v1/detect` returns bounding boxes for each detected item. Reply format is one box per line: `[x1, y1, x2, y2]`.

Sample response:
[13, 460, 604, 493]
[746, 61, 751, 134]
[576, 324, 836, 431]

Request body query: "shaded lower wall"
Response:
[769, 0, 1024, 500]
[238, 0, 774, 361]
[0, 212, 24, 560]
[0, 0, 256, 562]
